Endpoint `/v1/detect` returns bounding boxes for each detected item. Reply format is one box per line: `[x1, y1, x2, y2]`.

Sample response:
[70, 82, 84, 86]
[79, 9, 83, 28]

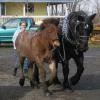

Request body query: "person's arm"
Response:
[12, 30, 20, 43]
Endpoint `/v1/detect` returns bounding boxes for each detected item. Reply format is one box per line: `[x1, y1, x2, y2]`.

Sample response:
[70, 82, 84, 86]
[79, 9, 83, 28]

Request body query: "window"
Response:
[3, 19, 18, 28]
[47, 4, 67, 16]
[25, 3, 34, 13]
[1, 3, 5, 15]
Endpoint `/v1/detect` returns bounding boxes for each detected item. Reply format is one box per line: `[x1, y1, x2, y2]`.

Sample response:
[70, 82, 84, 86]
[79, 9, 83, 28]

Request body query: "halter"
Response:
[66, 18, 90, 47]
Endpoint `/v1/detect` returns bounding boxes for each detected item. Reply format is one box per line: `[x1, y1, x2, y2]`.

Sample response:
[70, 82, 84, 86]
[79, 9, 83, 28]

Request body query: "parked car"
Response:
[0, 17, 39, 43]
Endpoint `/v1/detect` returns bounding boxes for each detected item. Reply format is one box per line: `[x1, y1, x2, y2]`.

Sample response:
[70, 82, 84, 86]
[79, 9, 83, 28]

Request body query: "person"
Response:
[12, 21, 29, 76]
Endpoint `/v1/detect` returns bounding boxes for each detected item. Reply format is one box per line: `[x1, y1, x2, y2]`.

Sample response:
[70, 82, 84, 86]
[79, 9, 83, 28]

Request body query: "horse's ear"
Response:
[89, 13, 96, 21]
[78, 15, 85, 21]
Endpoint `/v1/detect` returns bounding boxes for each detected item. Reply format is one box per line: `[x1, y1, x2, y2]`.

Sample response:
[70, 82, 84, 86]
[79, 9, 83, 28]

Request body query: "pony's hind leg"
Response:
[28, 62, 35, 88]
[33, 64, 40, 85]
[19, 56, 25, 86]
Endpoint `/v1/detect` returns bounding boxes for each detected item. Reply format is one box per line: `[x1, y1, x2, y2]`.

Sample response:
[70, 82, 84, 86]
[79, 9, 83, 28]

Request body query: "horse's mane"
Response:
[67, 11, 87, 22]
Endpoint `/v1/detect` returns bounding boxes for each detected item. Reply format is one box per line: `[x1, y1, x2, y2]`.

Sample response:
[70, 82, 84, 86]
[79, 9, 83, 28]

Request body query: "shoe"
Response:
[13, 68, 18, 76]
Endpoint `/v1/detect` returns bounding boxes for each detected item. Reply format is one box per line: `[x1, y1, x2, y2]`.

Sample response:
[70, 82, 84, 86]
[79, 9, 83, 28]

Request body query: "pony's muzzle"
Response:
[53, 40, 60, 47]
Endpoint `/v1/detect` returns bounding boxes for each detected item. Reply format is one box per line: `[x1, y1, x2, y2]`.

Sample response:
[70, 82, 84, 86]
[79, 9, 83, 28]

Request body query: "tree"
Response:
[93, 0, 100, 16]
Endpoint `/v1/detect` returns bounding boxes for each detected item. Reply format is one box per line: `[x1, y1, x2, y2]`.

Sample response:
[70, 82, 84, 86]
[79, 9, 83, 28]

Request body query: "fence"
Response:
[0, 16, 64, 25]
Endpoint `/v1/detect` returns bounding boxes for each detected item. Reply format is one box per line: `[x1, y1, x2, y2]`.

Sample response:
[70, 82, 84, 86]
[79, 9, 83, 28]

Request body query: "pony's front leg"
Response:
[70, 53, 84, 86]
[29, 62, 39, 88]
[49, 60, 57, 85]
[19, 57, 25, 86]
[37, 62, 51, 96]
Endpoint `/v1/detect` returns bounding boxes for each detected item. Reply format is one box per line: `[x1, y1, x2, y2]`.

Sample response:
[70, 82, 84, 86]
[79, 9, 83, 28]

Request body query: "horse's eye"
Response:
[77, 20, 80, 23]
[85, 24, 89, 29]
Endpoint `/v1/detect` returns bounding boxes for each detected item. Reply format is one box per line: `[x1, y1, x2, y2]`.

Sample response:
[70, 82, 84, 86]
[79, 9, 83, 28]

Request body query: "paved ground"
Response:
[0, 47, 100, 100]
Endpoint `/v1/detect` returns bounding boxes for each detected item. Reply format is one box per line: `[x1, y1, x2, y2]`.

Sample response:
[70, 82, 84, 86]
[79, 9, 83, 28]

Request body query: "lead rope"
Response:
[57, 36, 66, 63]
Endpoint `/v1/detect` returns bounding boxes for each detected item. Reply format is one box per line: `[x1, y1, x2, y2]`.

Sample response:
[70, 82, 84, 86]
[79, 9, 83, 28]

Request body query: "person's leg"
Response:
[13, 50, 20, 76]
[23, 58, 30, 73]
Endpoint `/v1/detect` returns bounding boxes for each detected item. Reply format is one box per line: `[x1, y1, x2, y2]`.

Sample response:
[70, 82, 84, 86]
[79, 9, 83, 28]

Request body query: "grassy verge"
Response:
[89, 42, 100, 48]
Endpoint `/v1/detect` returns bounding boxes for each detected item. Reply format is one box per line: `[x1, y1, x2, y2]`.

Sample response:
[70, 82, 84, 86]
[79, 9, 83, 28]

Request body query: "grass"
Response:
[89, 42, 100, 48]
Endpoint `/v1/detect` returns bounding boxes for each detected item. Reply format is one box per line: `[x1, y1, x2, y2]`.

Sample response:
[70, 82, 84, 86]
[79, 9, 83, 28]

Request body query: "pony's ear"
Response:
[89, 13, 96, 21]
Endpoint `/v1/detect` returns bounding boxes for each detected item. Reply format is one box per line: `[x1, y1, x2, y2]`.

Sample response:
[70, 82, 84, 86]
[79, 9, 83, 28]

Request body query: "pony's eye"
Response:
[85, 24, 89, 29]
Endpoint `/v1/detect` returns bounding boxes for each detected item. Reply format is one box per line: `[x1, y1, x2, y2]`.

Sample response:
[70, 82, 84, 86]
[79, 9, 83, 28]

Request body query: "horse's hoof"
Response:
[69, 77, 77, 86]
[64, 88, 74, 93]
[63, 81, 74, 93]
[54, 79, 61, 85]
[19, 78, 25, 86]
[30, 80, 34, 88]
[63, 81, 72, 89]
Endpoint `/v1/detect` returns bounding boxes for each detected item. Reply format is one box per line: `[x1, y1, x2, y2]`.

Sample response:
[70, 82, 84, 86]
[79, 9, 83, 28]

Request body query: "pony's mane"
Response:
[32, 24, 58, 39]
[39, 18, 60, 30]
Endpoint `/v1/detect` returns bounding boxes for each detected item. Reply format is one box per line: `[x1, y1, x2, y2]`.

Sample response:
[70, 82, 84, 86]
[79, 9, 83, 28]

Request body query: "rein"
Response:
[57, 35, 66, 63]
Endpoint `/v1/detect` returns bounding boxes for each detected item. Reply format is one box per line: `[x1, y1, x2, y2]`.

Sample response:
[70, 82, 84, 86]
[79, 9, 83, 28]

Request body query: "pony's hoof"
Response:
[35, 84, 40, 89]
[19, 78, 25, 86]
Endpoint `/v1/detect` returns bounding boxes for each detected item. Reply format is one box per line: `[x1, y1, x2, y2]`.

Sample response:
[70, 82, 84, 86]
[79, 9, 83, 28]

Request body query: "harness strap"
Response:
[57, 36, 66, 63]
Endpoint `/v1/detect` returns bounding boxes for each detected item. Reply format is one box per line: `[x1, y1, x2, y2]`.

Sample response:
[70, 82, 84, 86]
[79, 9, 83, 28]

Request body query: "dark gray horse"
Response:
[54, 11, 96, 90]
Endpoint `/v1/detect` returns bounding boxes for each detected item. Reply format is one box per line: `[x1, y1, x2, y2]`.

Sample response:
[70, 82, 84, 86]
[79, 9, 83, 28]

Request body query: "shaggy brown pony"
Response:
[15, 24, 60, 96]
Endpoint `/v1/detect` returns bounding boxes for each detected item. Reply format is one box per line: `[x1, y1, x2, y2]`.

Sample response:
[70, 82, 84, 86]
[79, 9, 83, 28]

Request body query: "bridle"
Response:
[66, 17, 90, 47]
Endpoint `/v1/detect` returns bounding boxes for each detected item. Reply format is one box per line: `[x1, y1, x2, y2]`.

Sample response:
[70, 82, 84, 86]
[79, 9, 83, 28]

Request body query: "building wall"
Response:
[6, 3, 23, 16]
[5, 2, 47, 16]
[34, 3, 47, 16]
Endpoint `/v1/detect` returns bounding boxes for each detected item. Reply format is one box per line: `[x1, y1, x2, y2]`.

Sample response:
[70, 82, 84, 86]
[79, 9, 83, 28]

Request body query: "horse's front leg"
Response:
[62, 60, 72, 90]
[19, 56, 25, 86]
[53, 61, 61, 84]
[70, 53, 84, 86]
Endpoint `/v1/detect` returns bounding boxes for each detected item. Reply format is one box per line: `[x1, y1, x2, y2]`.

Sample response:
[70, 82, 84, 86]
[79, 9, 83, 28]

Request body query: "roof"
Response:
[0, 0, 74, 3]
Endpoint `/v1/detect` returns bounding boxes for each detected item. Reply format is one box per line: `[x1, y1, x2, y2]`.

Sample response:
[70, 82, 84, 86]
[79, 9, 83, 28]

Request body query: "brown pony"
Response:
[15, 24, 60, 96]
